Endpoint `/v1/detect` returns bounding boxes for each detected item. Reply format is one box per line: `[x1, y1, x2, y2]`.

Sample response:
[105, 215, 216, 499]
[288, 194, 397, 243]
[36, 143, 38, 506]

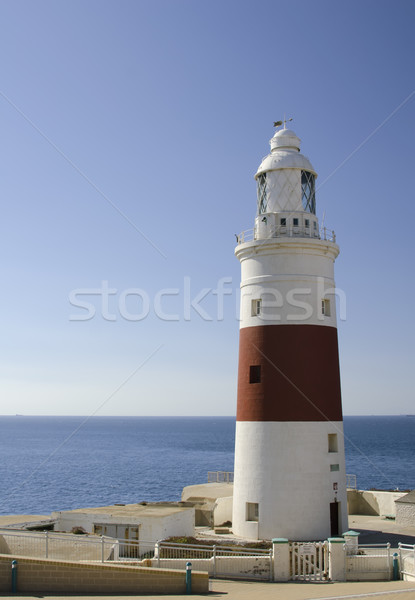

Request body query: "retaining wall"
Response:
[0, 554, 208, 595]
[347, 490, 406, 516]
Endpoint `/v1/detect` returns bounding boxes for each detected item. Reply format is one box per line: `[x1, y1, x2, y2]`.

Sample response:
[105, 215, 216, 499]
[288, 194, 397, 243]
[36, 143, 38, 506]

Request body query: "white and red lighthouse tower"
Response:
[232, 123, 348, 541]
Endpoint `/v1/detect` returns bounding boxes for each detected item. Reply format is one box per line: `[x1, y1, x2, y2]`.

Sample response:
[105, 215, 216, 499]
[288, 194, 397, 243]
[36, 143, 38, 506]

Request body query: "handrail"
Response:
[346, 474, 357, 489]
[236, 225, 336, 244]
[207, 471, 234, 483]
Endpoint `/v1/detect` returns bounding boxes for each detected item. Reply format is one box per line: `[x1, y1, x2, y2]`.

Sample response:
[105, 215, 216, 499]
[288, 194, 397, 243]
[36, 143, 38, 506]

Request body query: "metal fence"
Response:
[0, 529, 155, 562]
[399, 543, 415, 580]
[345, 543, 391, 580]
[155, 541, 272, 580]
[208, 471, 356, 489]
[0, 529, 271, 580]
[207, 471, 234, 483]
[346, 474, 357, 489]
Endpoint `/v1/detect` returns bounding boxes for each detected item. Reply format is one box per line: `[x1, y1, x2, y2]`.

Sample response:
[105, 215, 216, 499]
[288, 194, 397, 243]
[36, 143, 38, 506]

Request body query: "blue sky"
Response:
[0, 0, 414, 416]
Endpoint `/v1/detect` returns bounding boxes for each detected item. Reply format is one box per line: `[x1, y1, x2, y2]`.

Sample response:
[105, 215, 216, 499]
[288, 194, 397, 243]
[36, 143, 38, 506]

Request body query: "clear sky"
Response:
[0, 0, 414, 416]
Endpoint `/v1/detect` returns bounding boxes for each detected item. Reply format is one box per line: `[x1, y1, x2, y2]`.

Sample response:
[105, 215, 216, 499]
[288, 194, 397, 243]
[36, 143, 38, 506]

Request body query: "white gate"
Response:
[290, 542, 328, 581]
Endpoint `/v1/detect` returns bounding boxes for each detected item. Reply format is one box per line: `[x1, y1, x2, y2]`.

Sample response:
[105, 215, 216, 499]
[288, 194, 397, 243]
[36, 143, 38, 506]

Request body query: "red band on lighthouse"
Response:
[236, 324, 343, 422]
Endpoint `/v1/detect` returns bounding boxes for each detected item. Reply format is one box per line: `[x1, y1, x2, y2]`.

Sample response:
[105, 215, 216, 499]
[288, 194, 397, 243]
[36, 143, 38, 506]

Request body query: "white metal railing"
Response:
[155, 540, 272, 580]
[345, 543, 392, 580]
[208, 472, 355, 488]
[207, 471, 234, 483]
[346, 474, 357, 489]
[0, 529, 155, 562]
[236, 229, 254, 244]
[399, 543, 415, 580]
[236, 226, 336, 244]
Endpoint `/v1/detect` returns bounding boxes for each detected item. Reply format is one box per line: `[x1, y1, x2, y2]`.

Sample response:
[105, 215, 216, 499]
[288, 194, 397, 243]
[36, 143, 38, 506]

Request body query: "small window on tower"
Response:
[251, 299, 262, 316]
[280, 217, 287, 227]
[246, 502, 259, 522]
[328, 434, 338, 453]
[330, 464, 340, 472]
[305, 219, 310, 228]
[293, 218, 299, 227]
[249, 365, 261, 384]
[322, 299, 331, 316]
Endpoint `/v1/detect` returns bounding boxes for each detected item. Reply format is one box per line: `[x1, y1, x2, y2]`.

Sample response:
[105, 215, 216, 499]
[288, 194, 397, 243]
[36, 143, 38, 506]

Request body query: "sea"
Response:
[0, 415, 414, 516]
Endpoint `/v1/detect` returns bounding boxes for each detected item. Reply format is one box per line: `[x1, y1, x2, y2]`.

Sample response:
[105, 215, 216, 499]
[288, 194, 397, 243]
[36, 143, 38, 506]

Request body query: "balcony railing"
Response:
[236, 226, 336, 244]
[207, 471, 234, 483]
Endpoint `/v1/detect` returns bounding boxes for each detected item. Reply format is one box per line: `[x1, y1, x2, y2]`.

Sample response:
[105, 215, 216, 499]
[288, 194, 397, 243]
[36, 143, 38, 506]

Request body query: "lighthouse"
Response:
[232, 123, 348, 541]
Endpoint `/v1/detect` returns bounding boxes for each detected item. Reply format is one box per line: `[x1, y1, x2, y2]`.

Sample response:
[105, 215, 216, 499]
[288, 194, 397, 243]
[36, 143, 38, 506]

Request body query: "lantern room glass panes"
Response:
[257, 173, 267, 214]
[301, 171, 316, 214]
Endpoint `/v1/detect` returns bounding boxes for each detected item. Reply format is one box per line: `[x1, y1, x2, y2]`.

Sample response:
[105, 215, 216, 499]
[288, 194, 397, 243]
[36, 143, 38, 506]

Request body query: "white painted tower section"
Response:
[232, 126, 348, 541]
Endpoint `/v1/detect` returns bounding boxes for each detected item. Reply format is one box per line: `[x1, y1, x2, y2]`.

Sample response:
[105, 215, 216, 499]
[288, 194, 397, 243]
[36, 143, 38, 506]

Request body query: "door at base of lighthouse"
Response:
[330, 502, 340, 536]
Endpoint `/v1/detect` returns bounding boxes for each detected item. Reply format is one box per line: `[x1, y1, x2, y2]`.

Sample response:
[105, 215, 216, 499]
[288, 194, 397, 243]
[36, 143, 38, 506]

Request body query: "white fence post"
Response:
[213, 545, 216, 578]
[272, 538, 290, 581]
[328, 538, 346, 581]
[45, 531, 49, 558]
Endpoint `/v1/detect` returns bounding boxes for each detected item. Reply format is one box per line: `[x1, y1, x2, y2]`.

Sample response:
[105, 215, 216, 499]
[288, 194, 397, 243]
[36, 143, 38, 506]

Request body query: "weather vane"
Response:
[273, 116, 293, 129]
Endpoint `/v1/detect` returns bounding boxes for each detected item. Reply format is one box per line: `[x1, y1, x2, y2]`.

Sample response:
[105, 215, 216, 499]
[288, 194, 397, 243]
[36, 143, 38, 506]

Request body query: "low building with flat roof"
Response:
[52, 501, 195, 550]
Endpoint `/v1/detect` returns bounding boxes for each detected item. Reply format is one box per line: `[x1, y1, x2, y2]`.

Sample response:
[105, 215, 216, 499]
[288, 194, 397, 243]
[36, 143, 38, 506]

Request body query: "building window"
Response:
[249, 365, 261, 384]
[257, 173, 267, 214]
[301, 171, 316, 214]
[251, 299, 262, 316]
[322, 299, 331, 316]
[305, 219, 310, 228]
[280, 217, 287, 227]
[328, 434, 338, 453]
[330, 464, 340, 472]
[314, 221, 317, 230]
[246, 502, 259, 522]
[293, 218, 299, 227]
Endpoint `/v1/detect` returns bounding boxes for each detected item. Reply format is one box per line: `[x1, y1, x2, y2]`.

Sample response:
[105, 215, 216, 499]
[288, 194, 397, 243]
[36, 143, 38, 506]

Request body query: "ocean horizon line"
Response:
[1, 413, 413, 418]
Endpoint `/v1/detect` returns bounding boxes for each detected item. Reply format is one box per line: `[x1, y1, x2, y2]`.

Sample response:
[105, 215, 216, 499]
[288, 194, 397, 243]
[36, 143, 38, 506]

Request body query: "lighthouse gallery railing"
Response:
[237, 226, 336, 244]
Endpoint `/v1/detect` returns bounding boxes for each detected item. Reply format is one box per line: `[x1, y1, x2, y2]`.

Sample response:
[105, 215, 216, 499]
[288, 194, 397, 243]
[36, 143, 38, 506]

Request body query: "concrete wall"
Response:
[345, 555, 392, 581]
[0, 554, 208, 594]
[396, 503, 415, 527]
[347, 490, 406, 517]
[150, 556, 270, 579]
[213, 496, 233, 527]
[182, 483, 233, 502]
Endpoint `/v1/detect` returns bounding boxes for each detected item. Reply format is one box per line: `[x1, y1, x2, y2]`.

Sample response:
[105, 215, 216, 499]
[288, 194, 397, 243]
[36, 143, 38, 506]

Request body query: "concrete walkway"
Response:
[1, 580, 415, 599]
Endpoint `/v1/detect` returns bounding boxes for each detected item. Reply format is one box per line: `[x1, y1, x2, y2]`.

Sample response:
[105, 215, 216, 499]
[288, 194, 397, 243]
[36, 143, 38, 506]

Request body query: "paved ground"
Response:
[347, 515, 415, 547]
[1, 580, 415, 599]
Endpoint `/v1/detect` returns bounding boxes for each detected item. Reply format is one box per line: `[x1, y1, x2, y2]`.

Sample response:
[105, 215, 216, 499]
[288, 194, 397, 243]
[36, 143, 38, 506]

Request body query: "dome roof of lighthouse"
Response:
[255, 127, 317, 179]
[271, 128, 301, 151]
